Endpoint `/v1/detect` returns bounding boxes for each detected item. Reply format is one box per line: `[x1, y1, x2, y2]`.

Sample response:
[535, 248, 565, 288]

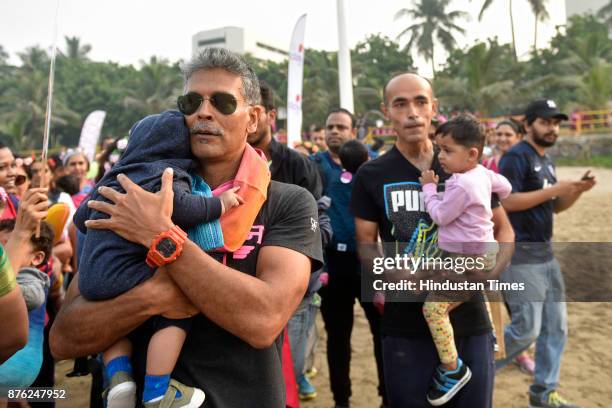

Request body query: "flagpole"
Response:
[336, 0, 354, 113]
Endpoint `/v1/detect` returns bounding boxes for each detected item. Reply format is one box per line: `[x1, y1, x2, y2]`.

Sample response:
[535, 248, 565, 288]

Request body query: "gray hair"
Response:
[181, 47, 261, 105]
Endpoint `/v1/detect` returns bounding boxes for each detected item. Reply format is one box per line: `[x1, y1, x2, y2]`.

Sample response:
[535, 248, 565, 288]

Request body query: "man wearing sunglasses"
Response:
[51, 48, 323, 408]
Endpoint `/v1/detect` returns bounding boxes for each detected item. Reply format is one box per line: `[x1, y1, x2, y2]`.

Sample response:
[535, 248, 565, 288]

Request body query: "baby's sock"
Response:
[143, 374, 182, 403]
[105, 356, 133, 380]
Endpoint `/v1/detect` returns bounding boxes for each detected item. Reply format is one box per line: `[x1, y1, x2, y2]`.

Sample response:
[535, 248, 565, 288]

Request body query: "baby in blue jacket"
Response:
[75, 110, 240, 408]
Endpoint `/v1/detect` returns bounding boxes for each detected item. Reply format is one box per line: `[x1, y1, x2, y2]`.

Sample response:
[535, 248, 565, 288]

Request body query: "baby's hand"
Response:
[419, 170, 439, 185]
[219, 186, 244, 214]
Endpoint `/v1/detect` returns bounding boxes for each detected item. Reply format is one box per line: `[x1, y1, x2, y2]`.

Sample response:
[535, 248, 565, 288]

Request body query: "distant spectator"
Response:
[310, 125, 327, 152]
[482, 119, 524, 173]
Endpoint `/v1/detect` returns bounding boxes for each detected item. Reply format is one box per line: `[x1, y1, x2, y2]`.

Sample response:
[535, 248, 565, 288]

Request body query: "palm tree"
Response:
[597, 0, 612, 26]
[0, 45, 8, 65]
[433, 41, 529, 116]
[18, 46, 49, 72]
[395, 0, 469, 76]
[63, 36, 92, 60]
[477, 0, 518, 60]
[123, 56, 183, 115]
[527, 0, 550, 49]
[0, 46, 80, 150]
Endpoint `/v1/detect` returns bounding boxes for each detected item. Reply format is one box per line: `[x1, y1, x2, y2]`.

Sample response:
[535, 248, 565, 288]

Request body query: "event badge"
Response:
[340, 171, 352, 184]
[337, 243, 347, 252]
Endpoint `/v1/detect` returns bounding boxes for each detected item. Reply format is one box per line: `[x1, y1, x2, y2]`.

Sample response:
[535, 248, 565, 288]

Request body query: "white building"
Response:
[192, 27, 287, 62]
[565, 0, 607, 17]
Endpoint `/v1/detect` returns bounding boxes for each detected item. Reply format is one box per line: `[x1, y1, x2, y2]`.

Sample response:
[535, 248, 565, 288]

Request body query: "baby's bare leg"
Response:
[103, 337, 132, 365]
[146, 325, 187, 375]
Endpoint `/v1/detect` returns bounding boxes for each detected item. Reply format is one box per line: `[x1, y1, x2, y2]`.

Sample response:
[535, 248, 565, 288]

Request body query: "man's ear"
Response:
[380, 101, 388, 119]
[268, 109, 277, 125]
[247, 105, 264, 134]
[432, 98, 439, 116]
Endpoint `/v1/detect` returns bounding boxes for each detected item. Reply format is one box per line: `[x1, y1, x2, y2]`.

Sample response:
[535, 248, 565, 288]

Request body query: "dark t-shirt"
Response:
[350, 145, 492, 337]
[499, 140, 556, 263]
[130, 181, 323, 408]
[268, 138, 322, 200]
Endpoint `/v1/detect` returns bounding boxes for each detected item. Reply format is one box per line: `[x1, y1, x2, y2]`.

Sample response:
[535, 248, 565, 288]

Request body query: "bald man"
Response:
[350, 73, 515, 407]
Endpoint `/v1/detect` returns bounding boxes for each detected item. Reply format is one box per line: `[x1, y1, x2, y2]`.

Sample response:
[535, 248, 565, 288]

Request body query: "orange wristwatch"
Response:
[146, 225, 188, 268]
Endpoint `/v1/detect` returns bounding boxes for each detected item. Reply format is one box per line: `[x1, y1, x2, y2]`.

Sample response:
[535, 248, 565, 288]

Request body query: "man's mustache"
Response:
[190, 122, 224, 136]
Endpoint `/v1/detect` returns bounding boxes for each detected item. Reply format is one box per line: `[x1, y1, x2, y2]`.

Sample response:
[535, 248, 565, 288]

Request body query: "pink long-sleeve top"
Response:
[422, 164, 512, 254]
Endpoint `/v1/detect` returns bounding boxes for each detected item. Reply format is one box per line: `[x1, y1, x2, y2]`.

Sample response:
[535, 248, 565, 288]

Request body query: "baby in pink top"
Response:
[418, 115, 511, 406]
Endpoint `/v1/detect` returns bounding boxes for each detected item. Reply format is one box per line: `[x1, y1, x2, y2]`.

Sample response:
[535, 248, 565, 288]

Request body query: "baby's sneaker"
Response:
[143, 379, 205, 408]
[426, 358, 472, 406]
[105, 371, 137, 408]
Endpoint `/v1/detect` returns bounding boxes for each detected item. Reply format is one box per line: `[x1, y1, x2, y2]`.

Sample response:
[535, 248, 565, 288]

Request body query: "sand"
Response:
[54, 166, 612, 408]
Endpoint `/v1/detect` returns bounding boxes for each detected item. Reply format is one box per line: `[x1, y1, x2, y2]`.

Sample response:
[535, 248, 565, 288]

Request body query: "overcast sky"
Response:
[1, 0, 567, 76]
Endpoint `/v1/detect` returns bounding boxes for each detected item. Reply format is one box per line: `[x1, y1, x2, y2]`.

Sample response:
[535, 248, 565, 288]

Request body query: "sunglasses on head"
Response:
[177, 91, 240, 116]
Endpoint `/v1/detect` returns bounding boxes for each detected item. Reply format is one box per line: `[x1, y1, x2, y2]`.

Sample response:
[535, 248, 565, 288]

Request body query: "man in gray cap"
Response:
[496, 99, 596, 408]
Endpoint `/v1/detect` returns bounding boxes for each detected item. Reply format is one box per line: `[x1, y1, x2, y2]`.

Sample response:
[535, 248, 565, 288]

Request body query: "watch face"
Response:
[156, 238, 177, 258]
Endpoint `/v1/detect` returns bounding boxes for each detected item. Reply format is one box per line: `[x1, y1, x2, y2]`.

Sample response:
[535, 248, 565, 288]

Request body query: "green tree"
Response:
[597, 0, 612, 26]
[352, 34, 415, 114]
[434, 40, 526, 116]
[0, 45, 8, 65]
[0, 47, 79, 151]
[122, 56, 183, 117]
[395, 0, 469, 76]
[524, 14, 611, 110]
[476, 0, 518, 60]
[527, 0, 550, 49]
[63, 36, 92, 60]
[302, 49, 339, 128]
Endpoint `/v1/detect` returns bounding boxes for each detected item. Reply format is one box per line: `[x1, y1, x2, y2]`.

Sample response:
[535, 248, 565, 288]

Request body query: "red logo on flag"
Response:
[296, 94, 301, 102]
[298, 44, 304, 53]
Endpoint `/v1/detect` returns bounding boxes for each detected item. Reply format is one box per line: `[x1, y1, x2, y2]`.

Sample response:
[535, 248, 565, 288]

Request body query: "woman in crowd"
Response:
[63, 150, 94, 207]
[483, 119, 524, 173]
[13, 159, 31, 199]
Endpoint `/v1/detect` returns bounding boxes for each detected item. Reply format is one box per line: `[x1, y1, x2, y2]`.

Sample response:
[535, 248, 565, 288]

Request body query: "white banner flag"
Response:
[78, 110, 107, 162]
[287, 14, 307, 149]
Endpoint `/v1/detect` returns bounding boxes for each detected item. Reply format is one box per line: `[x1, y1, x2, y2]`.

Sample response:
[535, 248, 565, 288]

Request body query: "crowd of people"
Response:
[0, 48, 598, 408]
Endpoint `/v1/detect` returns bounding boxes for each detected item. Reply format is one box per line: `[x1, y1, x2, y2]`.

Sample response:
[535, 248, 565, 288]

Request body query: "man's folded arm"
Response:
[49, 272, 162, 359]
[167, 240, 311, 349]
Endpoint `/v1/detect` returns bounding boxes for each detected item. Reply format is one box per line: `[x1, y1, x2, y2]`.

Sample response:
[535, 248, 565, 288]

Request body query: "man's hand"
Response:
[551, 180, 580, 196]
[147, 268, 198, 319]
[419, 170, 439, 185]
[577, 170, 596, 192]
[85, 168, 175, 247]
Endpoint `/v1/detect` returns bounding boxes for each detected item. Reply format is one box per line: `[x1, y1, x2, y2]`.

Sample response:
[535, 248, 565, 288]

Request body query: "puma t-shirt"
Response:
[350, 145, 492, 337]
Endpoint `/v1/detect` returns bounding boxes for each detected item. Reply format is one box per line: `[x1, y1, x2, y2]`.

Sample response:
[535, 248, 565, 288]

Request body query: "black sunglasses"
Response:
[177, 92, 240, 116]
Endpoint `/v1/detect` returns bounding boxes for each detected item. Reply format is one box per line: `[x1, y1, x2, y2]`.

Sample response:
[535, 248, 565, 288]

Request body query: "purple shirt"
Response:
[422, 164, 511, 254]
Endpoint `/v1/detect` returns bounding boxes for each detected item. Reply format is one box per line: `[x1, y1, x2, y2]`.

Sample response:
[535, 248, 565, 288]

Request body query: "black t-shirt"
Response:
[131, 181, 323, 408]
[268, 138, 322, 200]
[350, 145, 492, 337]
